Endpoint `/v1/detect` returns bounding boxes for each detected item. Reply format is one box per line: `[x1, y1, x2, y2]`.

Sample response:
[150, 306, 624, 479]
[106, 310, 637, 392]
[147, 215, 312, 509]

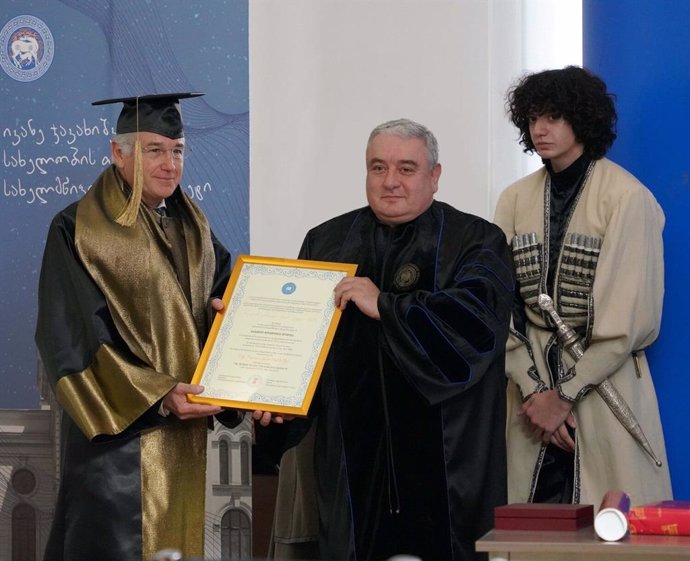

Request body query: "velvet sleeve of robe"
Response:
[375, 216, 515, 406]
[35, 204, 238, 440]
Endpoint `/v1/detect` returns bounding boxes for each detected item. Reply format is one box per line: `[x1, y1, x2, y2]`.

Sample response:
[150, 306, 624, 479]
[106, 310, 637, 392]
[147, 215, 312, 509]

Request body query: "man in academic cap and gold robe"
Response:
[35, 93, 242, 561]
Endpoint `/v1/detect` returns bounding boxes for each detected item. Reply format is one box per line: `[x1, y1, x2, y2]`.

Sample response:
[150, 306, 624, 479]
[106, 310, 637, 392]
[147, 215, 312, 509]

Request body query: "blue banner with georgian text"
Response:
[0, 0, 249, 408]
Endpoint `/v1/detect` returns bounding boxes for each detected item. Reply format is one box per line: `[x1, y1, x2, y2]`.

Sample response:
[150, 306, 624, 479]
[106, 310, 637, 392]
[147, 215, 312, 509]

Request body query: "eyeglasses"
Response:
[141, 146, 185, 161]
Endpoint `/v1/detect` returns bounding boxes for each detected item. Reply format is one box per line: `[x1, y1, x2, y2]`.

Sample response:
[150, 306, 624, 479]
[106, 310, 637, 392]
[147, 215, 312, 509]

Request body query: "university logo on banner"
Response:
[0, 15, 54, 82]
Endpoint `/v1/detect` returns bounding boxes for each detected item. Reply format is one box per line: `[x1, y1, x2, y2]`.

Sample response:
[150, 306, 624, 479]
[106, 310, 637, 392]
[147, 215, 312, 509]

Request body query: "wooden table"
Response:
[476, 527, 690, 560]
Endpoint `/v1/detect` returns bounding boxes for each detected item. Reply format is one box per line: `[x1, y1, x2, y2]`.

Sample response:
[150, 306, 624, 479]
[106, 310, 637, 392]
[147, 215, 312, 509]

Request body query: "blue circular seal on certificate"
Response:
[1, 15, 55, 82]
[282, 282, 296, 295]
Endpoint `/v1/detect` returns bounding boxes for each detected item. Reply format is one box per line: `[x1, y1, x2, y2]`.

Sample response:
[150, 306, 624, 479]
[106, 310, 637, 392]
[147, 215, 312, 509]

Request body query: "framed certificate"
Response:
[189, 255, 357, 415]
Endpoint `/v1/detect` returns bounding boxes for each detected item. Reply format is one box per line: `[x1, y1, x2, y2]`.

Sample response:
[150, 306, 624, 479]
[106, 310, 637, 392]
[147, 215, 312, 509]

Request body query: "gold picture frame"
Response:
[189, 254, 357, 416]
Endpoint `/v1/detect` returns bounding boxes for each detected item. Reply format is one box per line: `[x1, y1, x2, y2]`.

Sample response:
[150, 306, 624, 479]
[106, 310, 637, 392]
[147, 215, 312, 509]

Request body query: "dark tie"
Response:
[153, 206, 192, 306]
[154, 206, 172, 233]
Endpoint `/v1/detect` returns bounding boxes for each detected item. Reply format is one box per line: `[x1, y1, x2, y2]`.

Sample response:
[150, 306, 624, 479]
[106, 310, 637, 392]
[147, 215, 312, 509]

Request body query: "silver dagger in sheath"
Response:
[537, 293, 663, 467]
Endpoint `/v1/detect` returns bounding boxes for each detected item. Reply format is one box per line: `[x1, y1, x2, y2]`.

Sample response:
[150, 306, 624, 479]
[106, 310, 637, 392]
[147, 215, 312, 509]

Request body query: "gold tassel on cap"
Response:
[114, 138, 144, 227]
[115, 97, 144, 227]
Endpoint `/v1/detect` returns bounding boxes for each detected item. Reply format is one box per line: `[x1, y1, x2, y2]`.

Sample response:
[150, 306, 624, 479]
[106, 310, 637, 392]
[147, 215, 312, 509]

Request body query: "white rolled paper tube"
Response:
[594, 490, 631, 541]
[595, 507, 629, 541]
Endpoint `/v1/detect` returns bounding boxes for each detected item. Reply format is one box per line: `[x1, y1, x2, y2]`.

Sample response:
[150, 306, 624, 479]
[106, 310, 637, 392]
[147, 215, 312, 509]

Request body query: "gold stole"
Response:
[69, 165, 216, 559]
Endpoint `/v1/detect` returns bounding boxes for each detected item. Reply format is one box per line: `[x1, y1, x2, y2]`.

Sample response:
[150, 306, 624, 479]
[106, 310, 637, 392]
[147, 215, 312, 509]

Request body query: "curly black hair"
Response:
[506, 66, 617, 160]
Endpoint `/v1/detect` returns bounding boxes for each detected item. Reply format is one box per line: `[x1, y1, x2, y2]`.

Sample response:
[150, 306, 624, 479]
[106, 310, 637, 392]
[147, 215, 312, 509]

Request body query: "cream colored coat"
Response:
[494, 158, 672, 506]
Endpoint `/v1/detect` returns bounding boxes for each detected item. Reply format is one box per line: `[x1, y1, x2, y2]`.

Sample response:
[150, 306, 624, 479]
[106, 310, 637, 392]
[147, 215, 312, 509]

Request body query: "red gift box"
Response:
[494, 503, 594, 531]
[628, 501, 690, 536]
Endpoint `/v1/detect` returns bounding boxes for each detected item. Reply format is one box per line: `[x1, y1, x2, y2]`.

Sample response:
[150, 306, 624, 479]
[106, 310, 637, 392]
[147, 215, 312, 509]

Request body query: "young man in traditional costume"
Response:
[495, 66, 672, 506]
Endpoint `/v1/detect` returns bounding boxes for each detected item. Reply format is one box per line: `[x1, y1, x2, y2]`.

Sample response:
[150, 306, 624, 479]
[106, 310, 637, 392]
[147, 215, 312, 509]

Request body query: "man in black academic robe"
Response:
[270, 119, 514, 561]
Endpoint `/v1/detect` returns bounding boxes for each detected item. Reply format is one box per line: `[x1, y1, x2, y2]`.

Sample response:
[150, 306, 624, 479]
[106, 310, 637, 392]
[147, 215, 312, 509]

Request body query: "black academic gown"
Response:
[294, 201, 514, 561]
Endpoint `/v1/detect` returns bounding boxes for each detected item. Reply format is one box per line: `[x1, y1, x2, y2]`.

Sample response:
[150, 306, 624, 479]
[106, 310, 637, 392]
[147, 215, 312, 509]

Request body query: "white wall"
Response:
[250, 0, 582, 258]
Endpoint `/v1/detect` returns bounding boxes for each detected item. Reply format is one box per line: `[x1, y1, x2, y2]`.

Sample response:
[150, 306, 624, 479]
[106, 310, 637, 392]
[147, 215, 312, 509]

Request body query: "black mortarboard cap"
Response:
[91, 92, 203, 226]
[92, 92, 204, 139]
